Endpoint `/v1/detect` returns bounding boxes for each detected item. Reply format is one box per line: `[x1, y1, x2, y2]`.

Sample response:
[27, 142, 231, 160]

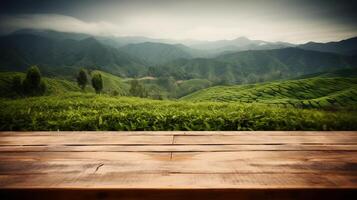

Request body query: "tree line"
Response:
[12, 66, 171, 99]
[11, 66, 104, 97]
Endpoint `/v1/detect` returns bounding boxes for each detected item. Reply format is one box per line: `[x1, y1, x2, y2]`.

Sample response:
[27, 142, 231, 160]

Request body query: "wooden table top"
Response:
[0, 131, 356, 199]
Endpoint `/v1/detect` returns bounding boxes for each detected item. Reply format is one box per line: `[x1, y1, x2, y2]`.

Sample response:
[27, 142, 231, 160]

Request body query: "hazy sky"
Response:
[0, 0, 357, 43]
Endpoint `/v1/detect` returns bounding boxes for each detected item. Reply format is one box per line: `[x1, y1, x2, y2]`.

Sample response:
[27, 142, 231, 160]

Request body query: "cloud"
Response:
[0, 14, 121, 36]
[0, 13, 356, 43]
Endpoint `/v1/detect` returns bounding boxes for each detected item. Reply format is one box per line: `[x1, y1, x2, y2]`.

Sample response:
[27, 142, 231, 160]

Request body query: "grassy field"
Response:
[181, 76, 357, 109]
[1, 93, 356, 131]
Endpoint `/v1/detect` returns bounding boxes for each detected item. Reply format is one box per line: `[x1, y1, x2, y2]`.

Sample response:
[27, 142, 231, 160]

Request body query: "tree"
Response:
[91, 73, 103, 94]
[11, 75, 23, 95]
[129, 79, 146, 97]
[23, 66, 46, 96]
[76, 69, 88, 90]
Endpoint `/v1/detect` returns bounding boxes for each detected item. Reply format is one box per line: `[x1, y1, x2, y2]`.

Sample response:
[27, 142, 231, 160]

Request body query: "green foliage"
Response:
[76, 69, 88, 90]
[92, 70, 129, 95]
[157, 48, 355, 83]
[111, 90, 119, 96]
[11, 75, 23, 95]
[182, 76, 357, 110]
[157, 76, 177, 97]
[1, 93, 356, 131]
[175, 79, 212, 98]
[91, 73, 103, 94]
[129, 79, 147, 97]
[22, 66, 46, 96]
[0, 72, 83, 98]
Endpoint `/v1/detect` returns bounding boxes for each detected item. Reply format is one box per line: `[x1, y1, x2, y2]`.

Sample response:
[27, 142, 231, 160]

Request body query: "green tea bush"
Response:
[1, 93, 356, 131]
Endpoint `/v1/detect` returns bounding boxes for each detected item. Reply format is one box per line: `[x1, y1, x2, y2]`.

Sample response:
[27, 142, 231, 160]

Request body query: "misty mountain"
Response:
[1, 30, 357, 84]
[8, 29, 176, 49]
[189, 37, 295, 52]
[120, 42, 194, 65]
[0, 34, 145, 76]
[11, 29, 91, 41]
[298, 37, 357, 55]
[8, 29, 296, 54]
[154, 48, 357, 83]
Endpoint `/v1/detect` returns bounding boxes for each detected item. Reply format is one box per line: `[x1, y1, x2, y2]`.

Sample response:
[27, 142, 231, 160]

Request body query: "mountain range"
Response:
[0, 29, 357, 83]
[0, 33, 145, 77]
[298, 37, 357, 55]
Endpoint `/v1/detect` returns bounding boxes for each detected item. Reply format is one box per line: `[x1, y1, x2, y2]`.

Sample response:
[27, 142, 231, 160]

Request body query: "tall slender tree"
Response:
[76, 69, 88, 90]
[91, 73, 103, 94]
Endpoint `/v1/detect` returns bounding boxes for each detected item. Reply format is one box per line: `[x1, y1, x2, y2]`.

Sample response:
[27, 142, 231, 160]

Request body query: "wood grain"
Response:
[0, 131, 356, 199]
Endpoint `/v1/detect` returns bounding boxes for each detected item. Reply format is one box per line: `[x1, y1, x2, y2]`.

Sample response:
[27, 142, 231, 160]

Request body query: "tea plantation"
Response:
[1, 93, 356, 131]
[181, 77, 357, 109]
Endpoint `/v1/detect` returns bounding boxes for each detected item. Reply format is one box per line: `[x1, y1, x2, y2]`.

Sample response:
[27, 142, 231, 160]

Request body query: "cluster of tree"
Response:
[76, 69, 103, 94]
[12, 66, 47, 96]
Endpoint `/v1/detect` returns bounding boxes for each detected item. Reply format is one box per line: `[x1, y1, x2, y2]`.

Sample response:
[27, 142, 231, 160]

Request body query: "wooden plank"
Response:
[1, 144, 357, 152]
[0, 151, 355, 174]
[1, 131, 357, 136]
[0, 135, 173, 145]
[0, 131, 356, 198]
[0, 173, 356, 189]
[2, 134, 357, 145]
[1, 188, 356, 200]
[174, 135, 357, 144]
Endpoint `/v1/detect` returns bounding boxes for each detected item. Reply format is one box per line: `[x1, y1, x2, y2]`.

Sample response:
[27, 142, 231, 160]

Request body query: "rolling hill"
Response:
[158, 48, 357, 83]
[181, 68, 357, 109]
[90, 70, 130, 95]
[0, 72, 82, 98]
[0, 70, 132, 98]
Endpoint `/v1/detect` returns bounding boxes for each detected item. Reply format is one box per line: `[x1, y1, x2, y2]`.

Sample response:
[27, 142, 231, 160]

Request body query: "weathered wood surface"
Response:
[0, 131, 356, 199]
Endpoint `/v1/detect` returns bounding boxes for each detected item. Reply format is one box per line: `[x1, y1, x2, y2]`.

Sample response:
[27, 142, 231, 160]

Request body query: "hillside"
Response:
[158, 48, 357, 83]
[120, 42, 193, 65]
[0, 34, 145, 77]
[299, 37, 357, 55]
[292, 68, 357, 79]
[2, 31, 356, 84]
[0, 70, 134, 97]
[175, 79, 213, 98]
[0, 72, 82, 98]
[181, 72, 357, 109]
[189, 36, 294, 52]
[90, 70, 130, 95]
